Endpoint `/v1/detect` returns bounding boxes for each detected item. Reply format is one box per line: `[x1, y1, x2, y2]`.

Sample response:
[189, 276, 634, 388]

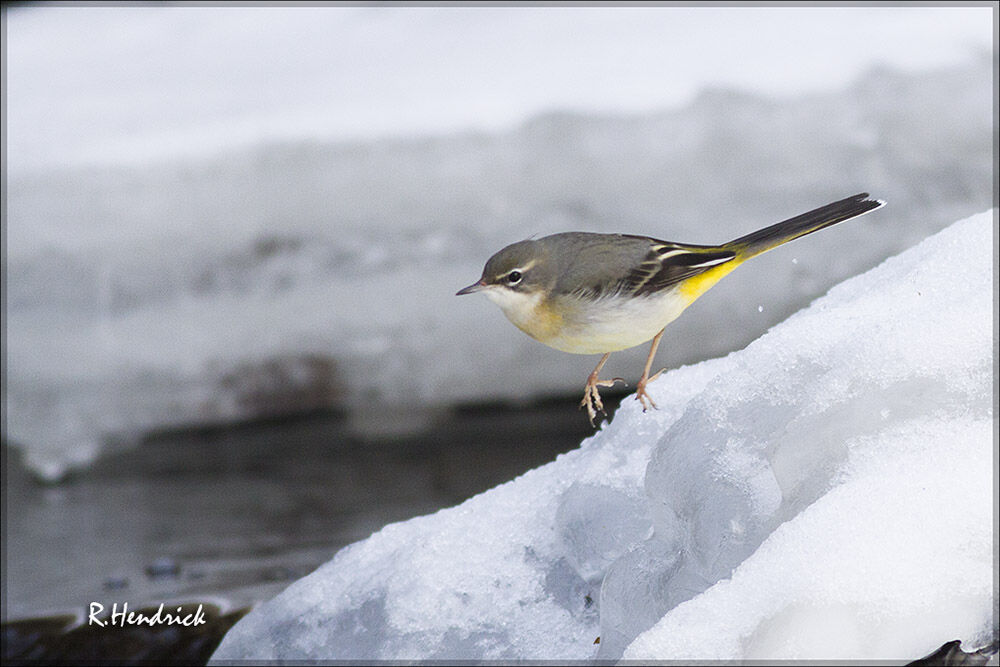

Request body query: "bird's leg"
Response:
[580, 352, 625, 425]
[635, 328, 666, 412]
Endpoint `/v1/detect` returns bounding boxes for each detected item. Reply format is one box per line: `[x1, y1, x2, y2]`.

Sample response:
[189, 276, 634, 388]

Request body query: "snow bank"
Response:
[211, 212, 996, 662]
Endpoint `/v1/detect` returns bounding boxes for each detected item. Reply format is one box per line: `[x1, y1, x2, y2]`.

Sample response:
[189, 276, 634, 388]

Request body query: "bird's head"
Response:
[456, 239, 558, 320]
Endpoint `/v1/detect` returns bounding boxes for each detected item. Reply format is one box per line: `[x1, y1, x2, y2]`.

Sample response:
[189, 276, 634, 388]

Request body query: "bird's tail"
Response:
[728, 193, 884, 260]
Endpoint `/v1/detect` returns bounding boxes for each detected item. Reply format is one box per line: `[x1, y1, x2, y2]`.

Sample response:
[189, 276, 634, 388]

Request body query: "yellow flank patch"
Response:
[677, 258, 746, 305]
[512, 295, 564, 343]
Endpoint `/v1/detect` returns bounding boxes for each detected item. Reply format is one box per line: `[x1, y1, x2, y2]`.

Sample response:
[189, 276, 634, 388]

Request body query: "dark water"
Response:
[3, 392, 622, 663]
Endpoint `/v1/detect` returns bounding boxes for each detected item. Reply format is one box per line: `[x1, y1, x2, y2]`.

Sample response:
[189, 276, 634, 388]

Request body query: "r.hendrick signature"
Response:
[88, 602, 207, 627]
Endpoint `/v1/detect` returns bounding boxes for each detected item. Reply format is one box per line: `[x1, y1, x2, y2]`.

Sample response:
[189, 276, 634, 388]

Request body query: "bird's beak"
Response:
[456, 280, 487, 296]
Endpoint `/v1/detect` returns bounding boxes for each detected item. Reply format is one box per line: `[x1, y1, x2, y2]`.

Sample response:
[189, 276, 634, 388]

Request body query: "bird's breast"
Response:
[484, 287, 564, 344]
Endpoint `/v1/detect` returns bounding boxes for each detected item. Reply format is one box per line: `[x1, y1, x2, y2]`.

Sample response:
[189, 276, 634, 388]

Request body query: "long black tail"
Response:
[729, 193, 884, 259]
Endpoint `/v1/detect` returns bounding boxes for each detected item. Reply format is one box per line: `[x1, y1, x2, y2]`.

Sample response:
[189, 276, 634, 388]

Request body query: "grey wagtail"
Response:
[457, 193, 884, 424]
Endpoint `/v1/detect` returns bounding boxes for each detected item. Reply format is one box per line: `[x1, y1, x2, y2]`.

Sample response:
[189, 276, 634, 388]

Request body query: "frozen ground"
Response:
[212, 210, 995, 662]
[4, 6, 995, 481]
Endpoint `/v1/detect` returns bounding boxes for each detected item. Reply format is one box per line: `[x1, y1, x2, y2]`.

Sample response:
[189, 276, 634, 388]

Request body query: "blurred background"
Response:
[2, 3, 994, 659]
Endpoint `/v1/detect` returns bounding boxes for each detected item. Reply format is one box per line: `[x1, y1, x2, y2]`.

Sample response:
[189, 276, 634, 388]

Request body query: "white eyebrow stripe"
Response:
[512, 259, 537, 274]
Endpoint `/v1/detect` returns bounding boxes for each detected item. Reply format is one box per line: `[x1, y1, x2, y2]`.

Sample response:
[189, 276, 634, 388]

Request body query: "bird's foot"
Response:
[634, 368, 665, 412]
[581, 376, 626, 426]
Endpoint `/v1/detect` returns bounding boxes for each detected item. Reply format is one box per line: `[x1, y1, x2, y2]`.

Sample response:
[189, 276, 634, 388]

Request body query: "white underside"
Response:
[485, 286, 690, 355]
[544, 289, 690, 354]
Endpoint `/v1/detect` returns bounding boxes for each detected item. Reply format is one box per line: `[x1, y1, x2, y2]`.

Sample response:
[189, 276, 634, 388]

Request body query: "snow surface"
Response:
[211, 211, 996, 662]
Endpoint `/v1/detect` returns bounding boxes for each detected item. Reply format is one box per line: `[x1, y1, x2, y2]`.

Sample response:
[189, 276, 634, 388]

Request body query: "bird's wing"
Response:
[620, 237, 737, 297]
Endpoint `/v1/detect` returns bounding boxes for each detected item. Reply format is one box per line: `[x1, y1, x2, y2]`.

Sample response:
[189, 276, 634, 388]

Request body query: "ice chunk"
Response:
[625, 417, 994, 661]
[554, 483, 651, 584]
[594, 536, 685, 658]
[213, 212, 994, 662]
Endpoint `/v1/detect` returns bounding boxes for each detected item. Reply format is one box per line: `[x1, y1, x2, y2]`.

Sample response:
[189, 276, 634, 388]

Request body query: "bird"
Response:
[456, 193, 884, 424]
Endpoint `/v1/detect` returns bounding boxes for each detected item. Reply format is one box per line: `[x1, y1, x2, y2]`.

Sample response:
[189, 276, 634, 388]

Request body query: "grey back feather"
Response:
[539, 232, 735, 299]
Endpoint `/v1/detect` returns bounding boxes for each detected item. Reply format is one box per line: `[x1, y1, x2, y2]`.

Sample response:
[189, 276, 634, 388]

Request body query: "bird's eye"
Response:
[506, 270, 523, 285]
